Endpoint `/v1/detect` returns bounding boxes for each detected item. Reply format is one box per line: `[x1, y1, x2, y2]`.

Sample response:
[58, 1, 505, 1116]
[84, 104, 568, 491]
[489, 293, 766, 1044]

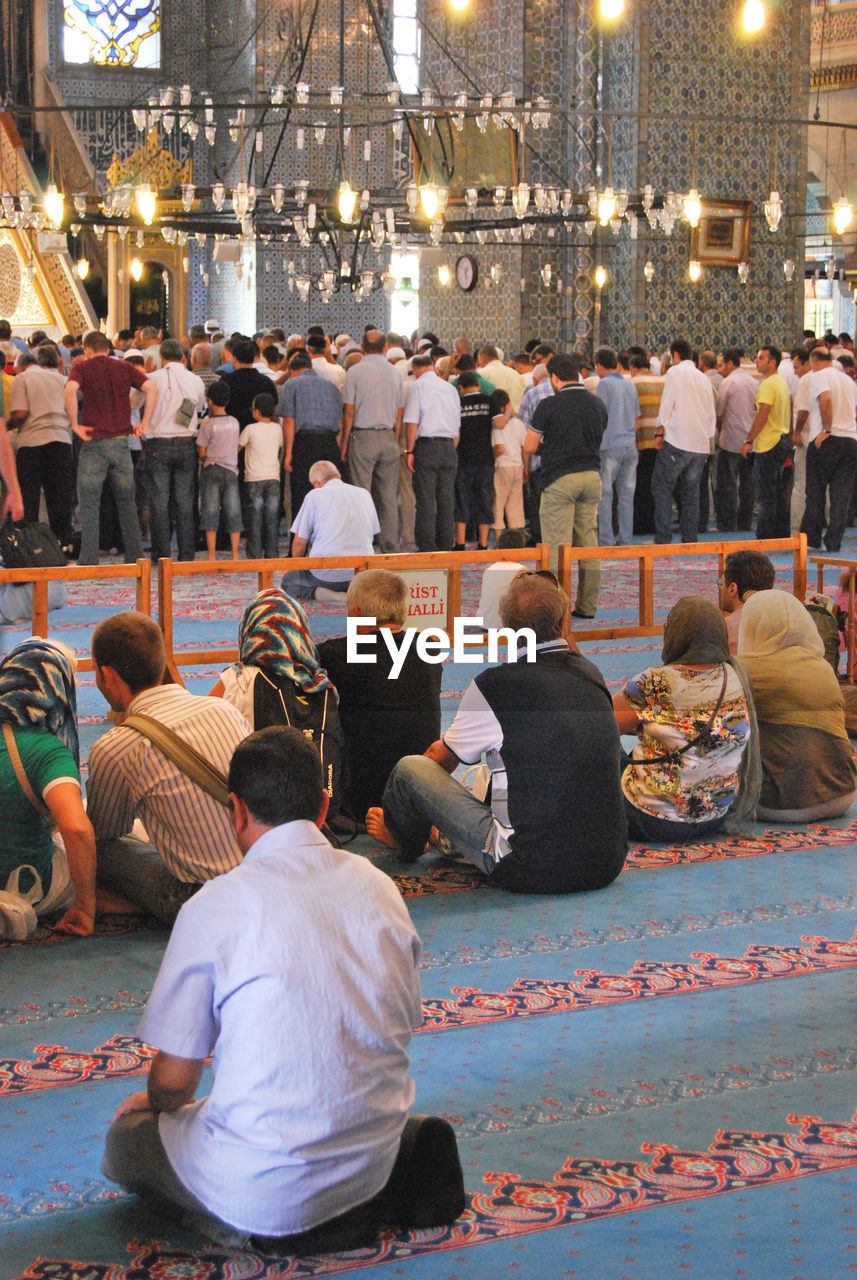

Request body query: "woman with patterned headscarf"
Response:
[613, 596, 760, 842]
[211, 588, 345, 814]
[0, 638, 96, 937]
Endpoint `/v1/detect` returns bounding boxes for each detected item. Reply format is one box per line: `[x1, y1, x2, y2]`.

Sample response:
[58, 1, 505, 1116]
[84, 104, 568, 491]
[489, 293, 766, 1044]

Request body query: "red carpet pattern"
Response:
[11, 1113, 857, 1280]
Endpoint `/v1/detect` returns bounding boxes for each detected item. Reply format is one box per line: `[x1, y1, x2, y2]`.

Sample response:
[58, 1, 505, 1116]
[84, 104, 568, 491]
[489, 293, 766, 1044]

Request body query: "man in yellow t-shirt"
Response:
[740, 345, 792, 539]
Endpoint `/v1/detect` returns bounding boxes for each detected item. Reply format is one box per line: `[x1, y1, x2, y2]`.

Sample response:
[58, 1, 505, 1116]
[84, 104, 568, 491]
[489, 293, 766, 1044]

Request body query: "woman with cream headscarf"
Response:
[614, 596, 760, 841]
[738, 588, 856, 821]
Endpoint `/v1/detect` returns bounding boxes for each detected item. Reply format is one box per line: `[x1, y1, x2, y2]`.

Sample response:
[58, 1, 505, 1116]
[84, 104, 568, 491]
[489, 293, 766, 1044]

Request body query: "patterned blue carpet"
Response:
[3, 538, 857, 1280]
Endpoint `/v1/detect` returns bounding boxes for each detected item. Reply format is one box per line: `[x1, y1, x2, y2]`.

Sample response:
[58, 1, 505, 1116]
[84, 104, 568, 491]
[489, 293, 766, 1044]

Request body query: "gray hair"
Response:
[35, 343, 61, 368]
[347, 570, 407, 626]
[308, 460, 340, 486]
[190, 342, 213, 369]
[499, 574, 570, 643]
[159, 338, 184, 362]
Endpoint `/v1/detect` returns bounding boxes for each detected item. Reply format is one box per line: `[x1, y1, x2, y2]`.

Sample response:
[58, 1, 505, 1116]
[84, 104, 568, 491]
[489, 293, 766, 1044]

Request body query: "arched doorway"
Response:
[130, 260, 171, 334]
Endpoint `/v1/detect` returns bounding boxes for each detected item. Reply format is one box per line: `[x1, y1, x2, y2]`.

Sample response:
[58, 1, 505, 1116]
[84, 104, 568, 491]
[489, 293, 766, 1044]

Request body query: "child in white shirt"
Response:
[239, 392, 283, 559]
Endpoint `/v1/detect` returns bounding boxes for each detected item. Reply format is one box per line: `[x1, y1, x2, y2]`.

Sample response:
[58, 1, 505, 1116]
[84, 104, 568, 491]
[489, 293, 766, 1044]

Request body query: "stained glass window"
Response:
[62, 0, 161, 68]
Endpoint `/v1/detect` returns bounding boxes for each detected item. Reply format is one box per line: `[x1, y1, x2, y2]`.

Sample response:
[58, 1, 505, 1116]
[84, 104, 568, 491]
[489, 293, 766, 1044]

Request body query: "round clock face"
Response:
[456, 255, 478, 292]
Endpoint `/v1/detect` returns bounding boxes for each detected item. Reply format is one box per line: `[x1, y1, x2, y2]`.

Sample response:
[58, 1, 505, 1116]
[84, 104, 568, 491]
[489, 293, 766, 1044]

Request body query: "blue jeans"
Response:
[382, 755, 495, 873]
[281, 569, 352, 599]
[199, 464, 242, 532]
[598, 446, 638, 546]
[244, 479, 281, 559]
[143, 436, 198, 561]
[652, 441, 708, 543]
[77, 437, 142, 565]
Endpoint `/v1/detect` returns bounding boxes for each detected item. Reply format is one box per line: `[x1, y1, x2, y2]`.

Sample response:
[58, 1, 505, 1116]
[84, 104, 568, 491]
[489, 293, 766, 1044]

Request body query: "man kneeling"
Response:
[103, 727, 464, 1251]
[368, 574, 628, 894]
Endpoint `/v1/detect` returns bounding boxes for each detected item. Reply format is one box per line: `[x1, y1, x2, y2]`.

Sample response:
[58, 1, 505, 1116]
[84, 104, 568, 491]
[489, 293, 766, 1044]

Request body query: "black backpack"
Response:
[252, 670, 346, 816]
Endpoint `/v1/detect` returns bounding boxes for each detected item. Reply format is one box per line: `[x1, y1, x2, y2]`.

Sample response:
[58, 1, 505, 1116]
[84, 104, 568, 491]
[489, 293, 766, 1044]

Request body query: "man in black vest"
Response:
[367, 574, 627, 894]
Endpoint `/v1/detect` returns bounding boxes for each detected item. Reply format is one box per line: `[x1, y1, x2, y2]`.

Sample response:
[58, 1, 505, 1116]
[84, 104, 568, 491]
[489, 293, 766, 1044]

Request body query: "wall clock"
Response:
[455, 255, 478, 292]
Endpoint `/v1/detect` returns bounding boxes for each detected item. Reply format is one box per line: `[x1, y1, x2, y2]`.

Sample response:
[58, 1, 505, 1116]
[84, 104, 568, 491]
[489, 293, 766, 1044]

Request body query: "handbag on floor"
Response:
[0, 864, 42, 940]
[0, 519, 67, 570]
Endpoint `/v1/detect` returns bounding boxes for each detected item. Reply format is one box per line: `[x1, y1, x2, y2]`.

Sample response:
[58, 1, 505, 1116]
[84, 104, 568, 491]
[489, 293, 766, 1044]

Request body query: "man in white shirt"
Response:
[307, 333, 346, 390]
[404, 354, 461, 552]
[652, 337, 716, 543]
[142, 339, 206, 562]
[281, 459, 380, 600]
[800, 346, 857, 551]
[477, 344, 527, 412]
[103, 726, 463, 1251]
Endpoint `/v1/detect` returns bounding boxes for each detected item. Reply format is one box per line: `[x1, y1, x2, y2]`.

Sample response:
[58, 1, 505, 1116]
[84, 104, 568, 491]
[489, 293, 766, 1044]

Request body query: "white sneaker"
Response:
[313, 586, 349, 604]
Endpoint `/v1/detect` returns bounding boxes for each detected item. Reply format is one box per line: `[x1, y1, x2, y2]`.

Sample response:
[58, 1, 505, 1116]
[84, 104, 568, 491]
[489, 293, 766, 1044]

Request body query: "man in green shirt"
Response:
[741, 345, 792, 539]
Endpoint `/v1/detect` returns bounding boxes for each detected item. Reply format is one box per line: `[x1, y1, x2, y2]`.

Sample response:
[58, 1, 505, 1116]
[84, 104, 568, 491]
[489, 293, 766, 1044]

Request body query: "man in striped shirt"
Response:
[88, 612, 252, 924]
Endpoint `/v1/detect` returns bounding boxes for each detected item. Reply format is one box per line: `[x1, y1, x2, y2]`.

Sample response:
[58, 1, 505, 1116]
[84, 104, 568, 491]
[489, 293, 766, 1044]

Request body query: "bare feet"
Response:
[366, 808, 398, 849]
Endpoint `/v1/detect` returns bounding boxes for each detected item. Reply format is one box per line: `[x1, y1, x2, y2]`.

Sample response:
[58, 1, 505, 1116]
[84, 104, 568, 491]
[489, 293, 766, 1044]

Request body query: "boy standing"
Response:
[197, 380, 242, 560]
[240, 393, 283, 559]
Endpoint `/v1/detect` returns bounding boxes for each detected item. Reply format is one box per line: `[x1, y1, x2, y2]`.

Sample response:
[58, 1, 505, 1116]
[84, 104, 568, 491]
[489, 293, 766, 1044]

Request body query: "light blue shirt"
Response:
[141, 820, 422, 1235]
[595, 371, 640, 452]
[404, 369, 461, 439]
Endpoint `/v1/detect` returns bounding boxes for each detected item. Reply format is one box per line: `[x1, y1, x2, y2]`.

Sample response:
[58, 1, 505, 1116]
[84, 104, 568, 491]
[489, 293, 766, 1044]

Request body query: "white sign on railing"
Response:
[397, 570, 448, 632]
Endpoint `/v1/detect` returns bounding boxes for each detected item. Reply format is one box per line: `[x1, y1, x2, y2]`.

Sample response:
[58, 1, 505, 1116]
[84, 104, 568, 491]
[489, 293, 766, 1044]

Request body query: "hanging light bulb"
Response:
[43, 183, 64, 229]
[597, 186, 616, 226]
[76, 258, 89, 279]
[512, 181, 530, 218]
[181, 183, 195, 213]
[449, 0, 470, 10]
[826, 256, 837, 280]
[419, 182, 439, 220]
[599, 0, 624, 16]
[136, 182, 157, 225]
[594, 264, 607, 289]
[437, 263, 451, 286]
[643, 259, 655, 283]
[493, 185, 506, 212]
[540, 263, 552, 287]
[742, 0, 765, 33]
[738, 261, 750, 284]
[130, 257, 144, 281]
[406, 182, 419, 215]
[453, 92, 468, 131]
[211, 182, 225, 212]
[783, 258, 795, 282]
[763, 189, 783, 232]
[73, 192, 87, 217]
[683, 187, 702, 228]
[271, 183, 285, 213]
[398, 276, 416, 306]
[688, 259, 702, 282]
[338, 181, 358, 224]
[464, 186, 478, 213]
[833, 197, 853, 236]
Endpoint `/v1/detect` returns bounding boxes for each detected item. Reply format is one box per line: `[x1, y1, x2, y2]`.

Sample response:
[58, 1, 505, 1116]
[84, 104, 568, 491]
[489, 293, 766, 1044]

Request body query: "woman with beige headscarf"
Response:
[738, 588, 856, 821]
[614, 596, 760, 841]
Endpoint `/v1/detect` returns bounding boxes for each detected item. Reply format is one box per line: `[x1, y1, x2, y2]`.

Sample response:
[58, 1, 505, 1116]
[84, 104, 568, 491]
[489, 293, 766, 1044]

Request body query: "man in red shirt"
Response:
[65, 331, 157, 565]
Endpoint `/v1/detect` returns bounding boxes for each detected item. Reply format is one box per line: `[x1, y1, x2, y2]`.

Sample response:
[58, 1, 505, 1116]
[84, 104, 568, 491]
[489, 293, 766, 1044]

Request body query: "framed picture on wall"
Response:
[411, 118, 518, 198]
[690, 200, 752, 265]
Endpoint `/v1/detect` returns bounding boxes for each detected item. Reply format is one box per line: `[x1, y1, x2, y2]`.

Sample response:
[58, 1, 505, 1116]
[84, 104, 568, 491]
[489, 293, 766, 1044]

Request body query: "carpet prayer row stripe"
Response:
[5, 930, 857, 1096]
[9, 1113, 857, 1278]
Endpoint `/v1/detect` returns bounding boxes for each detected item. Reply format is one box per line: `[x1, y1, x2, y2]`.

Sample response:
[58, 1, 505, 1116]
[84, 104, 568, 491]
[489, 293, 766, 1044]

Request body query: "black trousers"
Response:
[290, 430, 341, 517]
[16, 441, 75, 543]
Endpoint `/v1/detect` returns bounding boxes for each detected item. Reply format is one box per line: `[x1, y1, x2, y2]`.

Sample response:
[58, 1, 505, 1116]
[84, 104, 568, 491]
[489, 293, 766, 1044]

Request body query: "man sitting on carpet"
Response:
[103, 727, 464, 1251]
[367, 574, 628, 894]
[87, 611, 251, 925]
[719, 548, 775, 654]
